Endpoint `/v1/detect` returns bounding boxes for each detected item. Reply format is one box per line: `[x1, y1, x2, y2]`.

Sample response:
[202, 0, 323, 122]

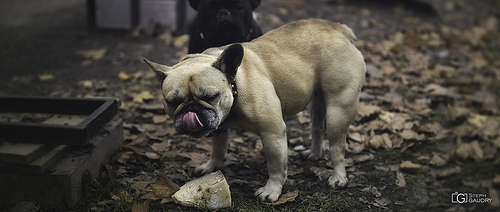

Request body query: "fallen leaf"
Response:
[429, 154, 447, 166]
[132, 200, 149, 212]
[265, 190, 299, 205]
[145, 152, 160, 160]
[79, 80, 93, 88]
[381, 133, 392, 149]
[39, 74, 54, 81]
[399, 130, 425, 141]
[141, 173, 180, 203]
[467, 113, 487, 128]
[490, 187, 500, 207]
[178, 152, 209, 168]
[298, 115, 311, 124]
[140, 103, 164, 111]
[130, 131, 150, 146]
[153, 173, 180, 197]
[117, 151, 134, 164]
[433, 166, 461, 178]
[173, 35, 189, 48]
[133, 91, 154, 103]
[369, 135, 383, 149]
[76, 48, 107, 60]
[352, 154, 375, 163]
[400, 161, 429, 174]
[378, 111, 408, 131]
[349, 132, 364, 143]
[492, 137, 500, 148]
[232, 137, 245, 143]
[358, 102, 382, 117]
[424, 83, 449, 96]
[383, 64, 396, 75]
[361, 186, 381, 198]
[455, 141, 484, 160]
[132, 181, 151, 192]
[158, 30, 173, 46]
[119, 71, 142, 81]
[396, 172, 406, 187]
[151, 141, 170, 152]
[472, 56, 488, 69]
[494, 175, 500, 186]
[374, 198, 391, 208]
[347, 141, 366, 153]
[379, 110, 395, 124]
[112, 190, 133, 203]
[152, 114, 169, 124]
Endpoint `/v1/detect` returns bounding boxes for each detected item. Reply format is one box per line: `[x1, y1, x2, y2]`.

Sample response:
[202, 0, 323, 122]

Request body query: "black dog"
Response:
[187, 0, 263, 53]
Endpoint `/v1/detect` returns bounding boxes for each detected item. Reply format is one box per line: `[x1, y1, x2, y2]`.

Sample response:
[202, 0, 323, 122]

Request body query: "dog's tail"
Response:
[339, 24, 357, 44]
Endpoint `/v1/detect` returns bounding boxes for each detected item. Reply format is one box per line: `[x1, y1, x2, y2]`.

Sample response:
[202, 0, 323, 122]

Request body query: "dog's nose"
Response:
[217, 9, 231, 18]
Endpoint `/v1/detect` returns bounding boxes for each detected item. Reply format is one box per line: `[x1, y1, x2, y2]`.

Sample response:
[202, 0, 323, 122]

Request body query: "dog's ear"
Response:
[213, 44, 244, 80]
[143, 58, 170, 82]
[250, 0, 261, 10]
[188, 0, 200, 11]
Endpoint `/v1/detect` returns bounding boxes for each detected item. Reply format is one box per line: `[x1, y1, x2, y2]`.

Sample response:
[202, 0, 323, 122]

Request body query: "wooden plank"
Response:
[43, 115, 87, 126]
[0, 145, 66, 174]
[31, 145, 66, 172]
[0, 142, 50, 164]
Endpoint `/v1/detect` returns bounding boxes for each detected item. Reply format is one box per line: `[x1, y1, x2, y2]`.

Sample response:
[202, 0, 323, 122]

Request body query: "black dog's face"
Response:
[189, 0, 260, 45]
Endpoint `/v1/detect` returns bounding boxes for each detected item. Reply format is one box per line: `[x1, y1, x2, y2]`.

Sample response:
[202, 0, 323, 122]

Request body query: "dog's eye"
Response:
[235, 3, 245, 11]
[200, 93, 220, 102]
[166, 98, 183, 108]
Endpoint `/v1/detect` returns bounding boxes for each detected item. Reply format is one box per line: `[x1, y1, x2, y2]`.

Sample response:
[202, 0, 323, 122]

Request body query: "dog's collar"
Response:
[229, 77, 238, 98]
[207, 73, 237, 138]
[199, 28, 254, 46]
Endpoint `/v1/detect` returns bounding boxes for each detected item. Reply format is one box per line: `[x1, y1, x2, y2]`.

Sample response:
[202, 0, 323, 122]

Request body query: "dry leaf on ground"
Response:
[429, 153, 447, 167]
[39, 74, 54, 81]
[265, 190, 299, 206]
[177, 152, 209, 168]
[358, 102, 382, 117]
[141, 173, 180, 203]
[396, 171, 406, 187]
[132, 200, 149, 212]
[76, 48, 107, 60]
[433, 166, 461, 178]
[455, 141, 484, 161]
[400, 161, 429, 174]
[119, 71, 142, 81]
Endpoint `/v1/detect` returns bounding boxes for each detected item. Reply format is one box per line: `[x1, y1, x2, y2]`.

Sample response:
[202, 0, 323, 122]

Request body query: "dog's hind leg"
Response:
[324, 88, 360, 189]
[302, 90, 326, 161]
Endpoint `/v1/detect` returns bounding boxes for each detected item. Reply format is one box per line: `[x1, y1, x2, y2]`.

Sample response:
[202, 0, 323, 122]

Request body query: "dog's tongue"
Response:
[183, 112, 204, 132]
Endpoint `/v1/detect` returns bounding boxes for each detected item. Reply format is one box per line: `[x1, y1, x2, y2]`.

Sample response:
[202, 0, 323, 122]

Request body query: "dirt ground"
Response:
[1, 0, 500, 211]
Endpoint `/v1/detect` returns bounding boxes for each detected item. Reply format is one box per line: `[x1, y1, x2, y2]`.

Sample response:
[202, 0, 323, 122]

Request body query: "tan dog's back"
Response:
[236, 19, 365, 119]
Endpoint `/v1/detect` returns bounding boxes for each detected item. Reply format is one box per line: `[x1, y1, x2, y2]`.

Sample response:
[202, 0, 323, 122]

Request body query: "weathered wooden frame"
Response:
[0, 96, 118, 144]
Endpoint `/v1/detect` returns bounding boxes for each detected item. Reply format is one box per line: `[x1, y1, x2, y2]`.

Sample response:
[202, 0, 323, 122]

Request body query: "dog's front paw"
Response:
[254, 180, 283, 202]
[193, 159, 224, 177]
[301, 149, 321, 161]
[328, 172, 348, 189]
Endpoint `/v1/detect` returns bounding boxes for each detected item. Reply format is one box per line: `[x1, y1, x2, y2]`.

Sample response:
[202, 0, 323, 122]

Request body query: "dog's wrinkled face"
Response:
[189, 0, 260, 45]
[145, 45, 244, 138]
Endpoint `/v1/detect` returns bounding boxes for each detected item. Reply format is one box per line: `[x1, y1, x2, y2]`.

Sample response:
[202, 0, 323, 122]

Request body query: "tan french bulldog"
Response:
[144, 19, 366, 202]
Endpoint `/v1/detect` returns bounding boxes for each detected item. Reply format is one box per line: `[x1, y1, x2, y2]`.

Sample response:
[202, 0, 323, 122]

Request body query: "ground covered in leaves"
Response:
[1, 0, 500, 211]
